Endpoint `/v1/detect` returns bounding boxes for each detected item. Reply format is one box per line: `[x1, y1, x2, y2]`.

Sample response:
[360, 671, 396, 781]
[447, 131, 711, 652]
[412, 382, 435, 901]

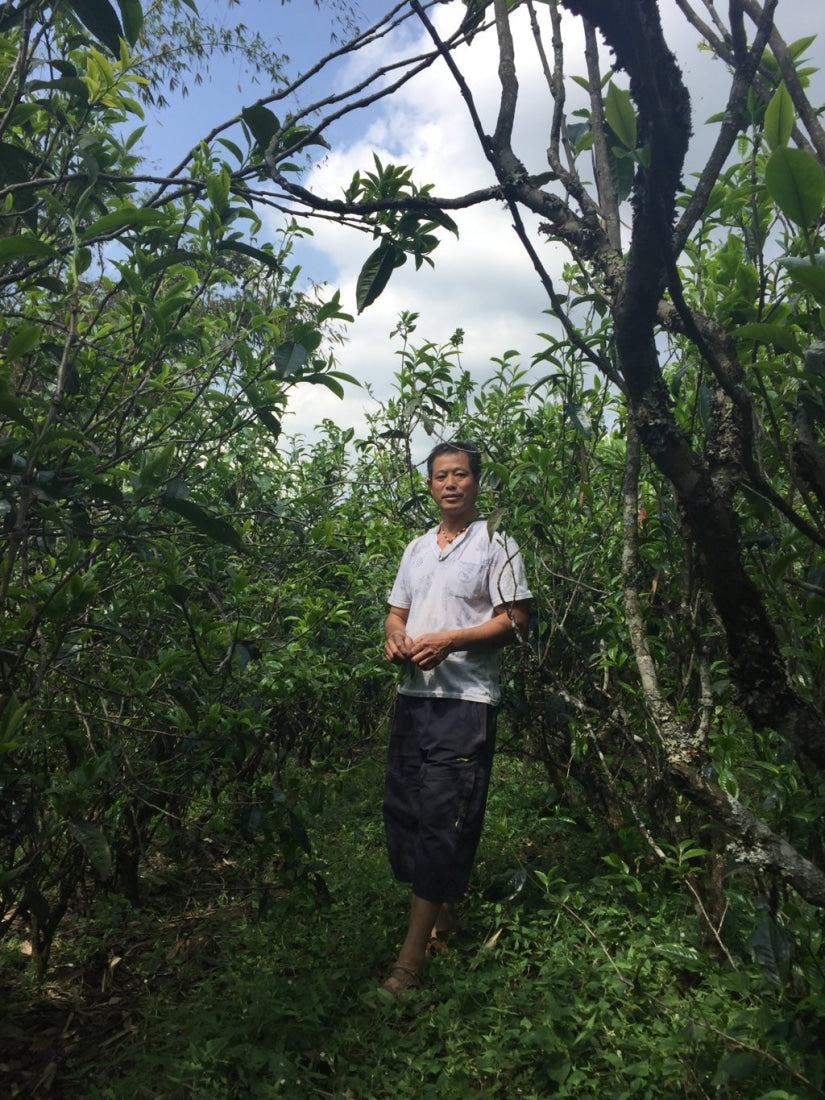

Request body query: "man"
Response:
[381, 440, 532, 994]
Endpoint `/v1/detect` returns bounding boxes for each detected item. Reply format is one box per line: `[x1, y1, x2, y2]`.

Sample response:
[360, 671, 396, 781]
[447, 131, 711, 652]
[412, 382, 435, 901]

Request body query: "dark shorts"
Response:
[382, 694, 498, 903]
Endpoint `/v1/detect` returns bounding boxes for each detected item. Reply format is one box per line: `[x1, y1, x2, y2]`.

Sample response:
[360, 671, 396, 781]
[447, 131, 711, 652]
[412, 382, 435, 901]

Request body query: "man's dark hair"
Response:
[426, 440, 482, 480]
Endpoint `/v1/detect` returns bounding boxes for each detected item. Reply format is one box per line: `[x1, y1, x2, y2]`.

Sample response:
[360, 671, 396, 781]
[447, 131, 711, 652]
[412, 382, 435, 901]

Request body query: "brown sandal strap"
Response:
[389, 965, 420, 980]
[383, 964, 422, 991]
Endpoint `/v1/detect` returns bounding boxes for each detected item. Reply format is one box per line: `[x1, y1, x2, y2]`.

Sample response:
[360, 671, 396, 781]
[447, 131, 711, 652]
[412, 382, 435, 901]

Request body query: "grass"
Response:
[2, 753, 824, 1098]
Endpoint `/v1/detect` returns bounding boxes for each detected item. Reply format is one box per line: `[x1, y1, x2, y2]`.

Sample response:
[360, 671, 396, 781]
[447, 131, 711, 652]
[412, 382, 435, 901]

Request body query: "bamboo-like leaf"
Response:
[253, 406, 281, 436]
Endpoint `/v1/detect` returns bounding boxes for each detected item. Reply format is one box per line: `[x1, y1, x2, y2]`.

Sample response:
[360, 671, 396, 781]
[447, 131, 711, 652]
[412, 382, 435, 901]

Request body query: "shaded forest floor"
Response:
[2, 754, 823, 1099]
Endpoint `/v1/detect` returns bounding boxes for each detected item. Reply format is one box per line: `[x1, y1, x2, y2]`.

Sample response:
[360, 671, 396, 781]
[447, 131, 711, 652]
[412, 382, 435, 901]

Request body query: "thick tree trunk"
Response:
[561, 0, 825, 770]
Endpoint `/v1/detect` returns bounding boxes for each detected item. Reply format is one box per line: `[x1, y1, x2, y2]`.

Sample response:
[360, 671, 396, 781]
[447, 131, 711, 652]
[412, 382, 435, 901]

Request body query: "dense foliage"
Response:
[1, 0, 825, 1095]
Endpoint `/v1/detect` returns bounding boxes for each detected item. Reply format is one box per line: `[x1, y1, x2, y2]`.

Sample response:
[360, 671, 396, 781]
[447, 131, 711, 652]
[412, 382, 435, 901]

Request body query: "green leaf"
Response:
[356, 242, 406, 313]
[241, 105, 280, 149]
[788, 35, 817, 61]
[217, 239, 281, 272]
[245, 384, 282, 437]
[161, 491, 244, 552]
[781, 256, 825, 304]
[486, 508, 505, 539]
[69, 821, 113, 880]
[142, 249, 205, 277]
[206, 168, 230, 212]
[0, 142, 40, 187]
[604, 83, 637, 150]
[733, 322, 802, 355]
[273, 341, 308, 378]
[422, 207, 459, 236]
[607, 145, 634, 204]
[0, 387, 34, 430]
[750, 905, 790, 986]
[763, 82, 794, 150]
[164, 583, 190, 607]
[81, 207, 167, 240]
[31, 276, 67, 295]
[115, 0, 143, 44]
[138, 442, 176, 489]
[217, 137, 245, 163]
[28, 77, 90, 101]
[5, 323, 41, 360]
[0, 695, 29, 753]
[309, 374, 344, 399]
[714, 1051, 762, 1084]
[0, 237, 59, 262]
[765, 145, 825, 228]
[277, 124, 331, 158]
[67, 0, 124, 54]
[651, 943, 704, 971]
[253, 406, 281, 437]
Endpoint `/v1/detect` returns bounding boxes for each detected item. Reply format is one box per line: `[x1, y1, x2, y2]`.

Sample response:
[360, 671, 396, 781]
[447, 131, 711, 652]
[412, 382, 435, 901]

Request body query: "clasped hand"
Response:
[384, 630, 455, 670]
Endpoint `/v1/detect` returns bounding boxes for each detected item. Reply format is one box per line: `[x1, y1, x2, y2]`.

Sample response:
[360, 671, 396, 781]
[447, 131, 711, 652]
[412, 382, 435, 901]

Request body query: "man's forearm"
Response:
[448, 604, 528, 653]
[408, 602, 530, 670]
[384, 606, 413, 663]
[385, 609, 409, 641]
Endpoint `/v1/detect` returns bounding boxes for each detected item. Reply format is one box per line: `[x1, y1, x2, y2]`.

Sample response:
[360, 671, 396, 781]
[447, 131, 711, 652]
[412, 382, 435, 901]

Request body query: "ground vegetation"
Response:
[1, 0, 825, 1095]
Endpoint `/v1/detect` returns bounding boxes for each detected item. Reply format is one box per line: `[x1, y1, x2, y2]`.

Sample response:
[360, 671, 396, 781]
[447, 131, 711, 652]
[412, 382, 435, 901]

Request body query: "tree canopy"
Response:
[2, 0, 825, 1092]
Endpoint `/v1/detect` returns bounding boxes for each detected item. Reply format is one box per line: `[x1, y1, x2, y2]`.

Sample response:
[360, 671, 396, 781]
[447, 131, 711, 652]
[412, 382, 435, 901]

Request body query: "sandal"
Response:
[381, 964, 422, 995]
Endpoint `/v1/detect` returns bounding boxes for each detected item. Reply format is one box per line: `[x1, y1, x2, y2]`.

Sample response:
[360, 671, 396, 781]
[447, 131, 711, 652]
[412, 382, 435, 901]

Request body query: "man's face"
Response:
[428, 452, 479, 520]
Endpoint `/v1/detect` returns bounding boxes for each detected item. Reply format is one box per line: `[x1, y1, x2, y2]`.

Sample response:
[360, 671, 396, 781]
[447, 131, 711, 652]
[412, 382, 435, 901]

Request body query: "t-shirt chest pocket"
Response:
[445, 557, 489, 601]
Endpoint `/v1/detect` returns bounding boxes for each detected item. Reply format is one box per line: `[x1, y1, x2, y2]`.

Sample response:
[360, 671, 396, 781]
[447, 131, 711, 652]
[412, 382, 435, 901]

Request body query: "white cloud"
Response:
[270, 0, 825, 442]
[279, 1, 573, 440]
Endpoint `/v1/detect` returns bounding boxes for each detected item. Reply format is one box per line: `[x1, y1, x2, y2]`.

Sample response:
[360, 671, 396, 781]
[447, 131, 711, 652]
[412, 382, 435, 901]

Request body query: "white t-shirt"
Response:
[388, 520, 532, 705]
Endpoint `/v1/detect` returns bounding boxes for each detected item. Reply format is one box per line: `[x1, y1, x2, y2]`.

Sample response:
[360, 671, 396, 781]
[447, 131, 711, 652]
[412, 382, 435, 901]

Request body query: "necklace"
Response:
[438, 520, 472, 544]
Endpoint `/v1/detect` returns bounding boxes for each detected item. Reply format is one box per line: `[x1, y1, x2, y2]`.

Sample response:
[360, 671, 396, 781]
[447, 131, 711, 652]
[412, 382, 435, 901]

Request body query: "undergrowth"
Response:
[2, 754, 824, 1098]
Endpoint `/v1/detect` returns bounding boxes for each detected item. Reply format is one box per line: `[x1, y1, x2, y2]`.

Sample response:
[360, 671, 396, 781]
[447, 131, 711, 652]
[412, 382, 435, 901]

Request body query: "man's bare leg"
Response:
[432, 902, 461, 935]
[382, 894, 440, 994]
